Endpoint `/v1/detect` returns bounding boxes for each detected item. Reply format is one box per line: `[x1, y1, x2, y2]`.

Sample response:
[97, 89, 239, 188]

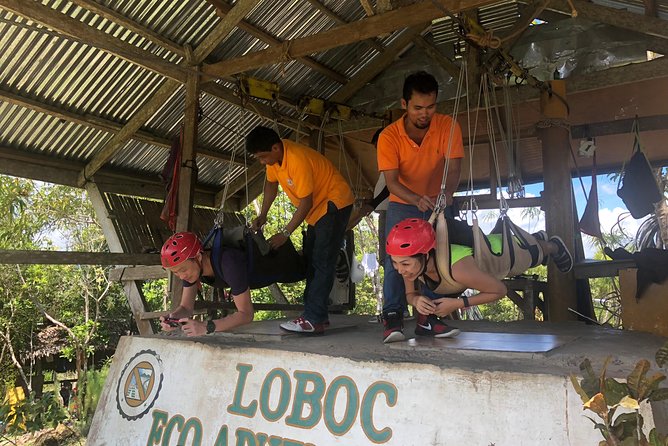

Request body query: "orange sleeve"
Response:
[266, 165, 277, 182]
[377, 129, 399, 172]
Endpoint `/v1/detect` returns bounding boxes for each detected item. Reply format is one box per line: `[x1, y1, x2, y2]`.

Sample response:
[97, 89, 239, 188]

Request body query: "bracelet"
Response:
[462, 296, 470, 308]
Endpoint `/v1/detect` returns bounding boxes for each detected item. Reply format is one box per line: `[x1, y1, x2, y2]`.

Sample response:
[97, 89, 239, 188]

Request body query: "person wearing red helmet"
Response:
[159, 232, 254, 336]
[385, 218, 573, 343]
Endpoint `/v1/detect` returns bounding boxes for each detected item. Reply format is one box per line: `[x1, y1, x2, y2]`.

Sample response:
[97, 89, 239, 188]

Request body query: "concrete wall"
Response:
[89, 336, 610, 446]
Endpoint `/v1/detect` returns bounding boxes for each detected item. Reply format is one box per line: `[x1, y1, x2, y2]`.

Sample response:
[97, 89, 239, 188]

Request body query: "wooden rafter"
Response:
[0, 87, 241, 166]
[330, 25, 427, 103]
[546, 0, 668, 39]
[0, 146, 219, 207]
[302, 0, 385, 52]
[0, 0, 188, 83]
[204, 0, 347, 84]
[201, 0, 503, 80]
[76, 0, 260, 186]
[69, 0, 186, 57]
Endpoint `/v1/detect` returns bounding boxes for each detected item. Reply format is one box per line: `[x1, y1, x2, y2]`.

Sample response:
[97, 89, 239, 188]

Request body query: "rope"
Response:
[466, 30, 501, 49]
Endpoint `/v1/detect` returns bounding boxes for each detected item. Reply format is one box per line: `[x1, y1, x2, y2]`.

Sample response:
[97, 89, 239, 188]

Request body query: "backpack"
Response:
[617, 118, 662, 219]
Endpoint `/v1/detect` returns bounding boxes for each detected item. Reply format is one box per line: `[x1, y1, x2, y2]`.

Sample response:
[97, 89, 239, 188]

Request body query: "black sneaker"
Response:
[549, 236, 573, 273]
[382, 312, 405, 343]
[415, 314, 460, 338]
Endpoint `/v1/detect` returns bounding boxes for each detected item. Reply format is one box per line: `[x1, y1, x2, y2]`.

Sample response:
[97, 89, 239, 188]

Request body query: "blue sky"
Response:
[470, 174, 647, 259]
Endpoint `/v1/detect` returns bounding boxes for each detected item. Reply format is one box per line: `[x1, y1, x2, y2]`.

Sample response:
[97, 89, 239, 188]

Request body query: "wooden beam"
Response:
[70, 0, 185, 56]
[219, 162, 266, 205]
[86, 182, 154, 335]
[72, 0, 257, 186]
[0, 0, 188, 83]
[174, 71, 200, 232]
[329, 24, 426, 103]
[77, 79, 181, 186]
[302, 0, 385, 52]
[0, 146, 219, 207]
[546, 0, 668, 39]
[359, 0, 376, 16]
[109, 265, 167, 281]
[412, 36, 461, 79]
[205, 0, 347, 84]
[193, 0, 262, 63]
[503, 0, 552, 48]
[0, 251, 161, 265]
[202, 0, 501, 79]
[0, 87, 241, 165]
[570, 114, 668, 139]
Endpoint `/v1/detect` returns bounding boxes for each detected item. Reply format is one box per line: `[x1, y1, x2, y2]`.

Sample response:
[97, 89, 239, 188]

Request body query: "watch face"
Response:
[207, 320, 215, 334]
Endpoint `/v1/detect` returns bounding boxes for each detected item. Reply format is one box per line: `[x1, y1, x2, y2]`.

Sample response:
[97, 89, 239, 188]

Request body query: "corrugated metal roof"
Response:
[0, 0, 666, 208]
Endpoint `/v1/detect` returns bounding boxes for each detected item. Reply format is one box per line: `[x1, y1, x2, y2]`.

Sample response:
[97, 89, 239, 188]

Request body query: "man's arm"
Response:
[251, 180, 279, 230]
[268, 193, 312, 249]
[384, 169, 434, 212]
[160, 284, 197, 331]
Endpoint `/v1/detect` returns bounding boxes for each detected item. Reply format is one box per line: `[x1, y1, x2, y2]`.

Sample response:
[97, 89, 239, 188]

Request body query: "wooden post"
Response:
[538, 80, 578, 321]
[170, 64, 200, 309]
[85, 183, 154, 335]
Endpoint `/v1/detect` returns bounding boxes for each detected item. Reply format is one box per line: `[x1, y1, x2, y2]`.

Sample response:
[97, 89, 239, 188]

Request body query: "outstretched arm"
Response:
[179, 288, 254, 337]
[431, 256, 507, 317]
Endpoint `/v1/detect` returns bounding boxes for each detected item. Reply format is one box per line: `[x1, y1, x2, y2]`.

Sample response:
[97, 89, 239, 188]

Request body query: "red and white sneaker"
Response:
[415, 314, 460, 338]
[280, 316, 325, 334]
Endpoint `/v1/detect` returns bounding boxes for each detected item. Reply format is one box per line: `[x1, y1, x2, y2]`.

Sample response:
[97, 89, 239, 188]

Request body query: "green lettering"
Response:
[285, 370, 325, 429]
[146, 410, 169, 446]
[255, 433, 283, 446]
[213, 425, 229, 446]
[235, 427, 257, 446]
[177, 417, 203, 445]
[228, 363, 258, 418]
[259, 368, 291, 422]
[324, 376, 359, 436]
[361, 381, 397, 443]
[162, 414, 185, 446]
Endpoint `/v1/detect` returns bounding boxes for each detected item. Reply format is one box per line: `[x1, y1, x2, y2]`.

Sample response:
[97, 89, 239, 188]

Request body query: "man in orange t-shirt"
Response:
[246, 126, 354, 334]
[377, 71, 465, 343]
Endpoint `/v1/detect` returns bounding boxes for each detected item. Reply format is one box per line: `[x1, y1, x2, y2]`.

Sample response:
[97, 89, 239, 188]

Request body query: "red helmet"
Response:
[386, 218, 436, 257]
[161, 232, 203, 268]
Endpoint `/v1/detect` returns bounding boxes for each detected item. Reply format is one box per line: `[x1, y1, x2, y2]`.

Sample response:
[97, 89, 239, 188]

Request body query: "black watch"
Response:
[206, 320, 216, 334]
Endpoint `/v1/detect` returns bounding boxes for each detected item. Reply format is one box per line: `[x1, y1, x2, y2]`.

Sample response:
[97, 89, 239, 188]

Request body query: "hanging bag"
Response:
[617, 118, 662, 219]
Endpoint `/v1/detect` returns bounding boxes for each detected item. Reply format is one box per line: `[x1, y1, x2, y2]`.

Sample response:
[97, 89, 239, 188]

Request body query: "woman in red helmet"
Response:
[384, 218, 573, 342]
[159, 232, 254, 336]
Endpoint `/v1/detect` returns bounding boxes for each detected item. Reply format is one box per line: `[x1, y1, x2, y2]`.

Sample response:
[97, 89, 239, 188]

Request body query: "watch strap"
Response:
[206, 319, 216, 334]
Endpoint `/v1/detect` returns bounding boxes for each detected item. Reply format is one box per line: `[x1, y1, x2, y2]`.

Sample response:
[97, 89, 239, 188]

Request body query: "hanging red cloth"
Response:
[579, 152, 604, 239]
[160, 127, 184, 231]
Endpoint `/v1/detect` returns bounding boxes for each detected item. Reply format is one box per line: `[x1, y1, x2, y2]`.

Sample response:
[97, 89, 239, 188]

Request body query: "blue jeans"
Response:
[382, 202, 455, 314]
[302, 202, 352, 324]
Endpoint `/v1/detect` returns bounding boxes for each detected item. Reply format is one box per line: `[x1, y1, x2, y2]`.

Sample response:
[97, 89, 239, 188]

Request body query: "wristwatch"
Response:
[280, 228, 291, 238]
[206, 319, 216, 334]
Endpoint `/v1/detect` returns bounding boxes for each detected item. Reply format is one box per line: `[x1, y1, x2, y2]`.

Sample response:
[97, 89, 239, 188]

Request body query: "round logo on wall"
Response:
[116, 349, 164, 421]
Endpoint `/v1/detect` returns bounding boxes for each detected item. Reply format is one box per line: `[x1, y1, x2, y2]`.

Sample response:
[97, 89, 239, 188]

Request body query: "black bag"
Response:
[617, 119, 662, 219]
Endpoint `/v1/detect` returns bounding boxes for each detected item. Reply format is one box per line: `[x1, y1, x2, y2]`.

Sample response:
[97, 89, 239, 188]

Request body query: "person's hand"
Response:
[413, 295, 436, 315]
[180, 319, 207, 337]
[159, 306, 192, 332]
[414, 195, 435, 212]
[268, 233, 288, 250]
[432, 298, 461, 318]
[251, 214, 267, 231]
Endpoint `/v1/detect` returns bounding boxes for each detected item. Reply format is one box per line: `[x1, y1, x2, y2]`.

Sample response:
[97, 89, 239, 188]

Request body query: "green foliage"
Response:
[75, 361, 111, 435]
[571, 356, 668, 445]
[0, 392, 67, 434]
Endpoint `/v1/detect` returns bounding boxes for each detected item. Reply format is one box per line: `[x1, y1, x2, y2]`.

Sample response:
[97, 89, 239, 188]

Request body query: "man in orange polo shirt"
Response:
[377, 71, 465, 343]
[246, 126, 354, 334]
